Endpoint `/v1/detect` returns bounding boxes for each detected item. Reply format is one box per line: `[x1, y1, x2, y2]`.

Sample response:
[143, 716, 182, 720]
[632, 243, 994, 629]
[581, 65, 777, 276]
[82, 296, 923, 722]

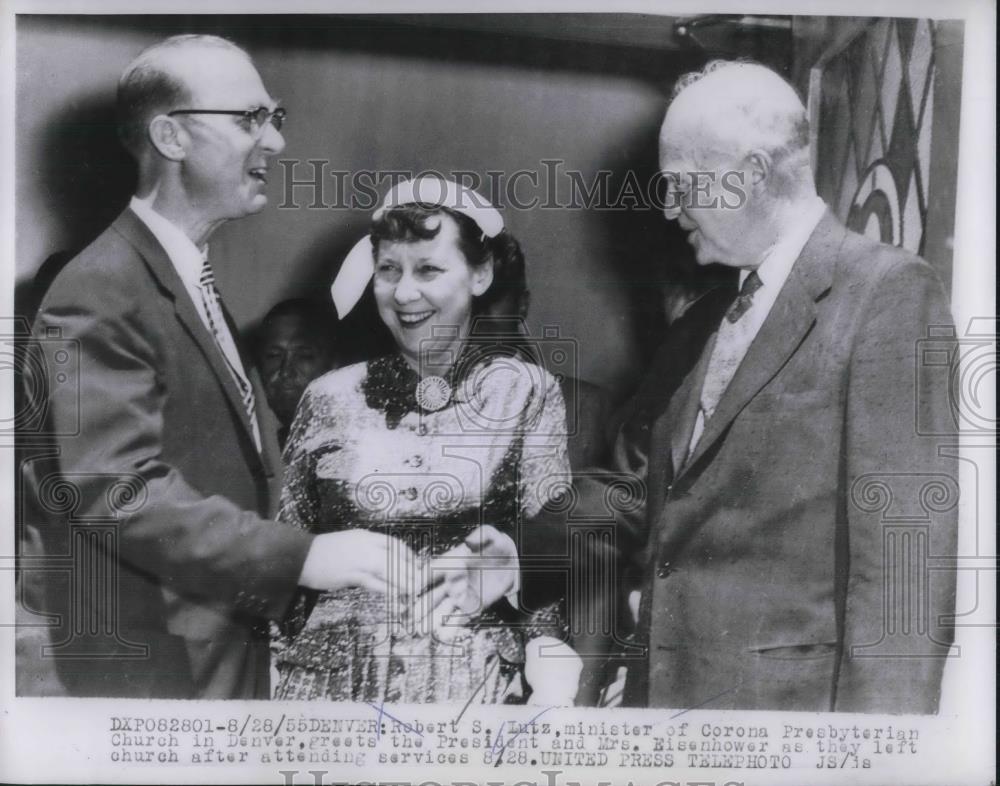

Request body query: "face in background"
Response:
[373, 213, 493, 371]
[170, 48, 286, 222]
[258, 312, 335, 427]
[481, 286, 530, 336]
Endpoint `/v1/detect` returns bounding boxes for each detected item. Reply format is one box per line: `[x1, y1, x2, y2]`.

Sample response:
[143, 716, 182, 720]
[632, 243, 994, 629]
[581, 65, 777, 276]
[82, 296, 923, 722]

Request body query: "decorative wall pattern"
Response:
[813, 18, 937, 259]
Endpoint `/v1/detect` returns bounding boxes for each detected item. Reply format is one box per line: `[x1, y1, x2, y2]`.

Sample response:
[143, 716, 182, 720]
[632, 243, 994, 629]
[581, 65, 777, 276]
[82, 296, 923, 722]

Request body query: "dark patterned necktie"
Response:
[725, 270, 764, 323]
[694, 269, 767, 440]
[199, 259, 262, 452]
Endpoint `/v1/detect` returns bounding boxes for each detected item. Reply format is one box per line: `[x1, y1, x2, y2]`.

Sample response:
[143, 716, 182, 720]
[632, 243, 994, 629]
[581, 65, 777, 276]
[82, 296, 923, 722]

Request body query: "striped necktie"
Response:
[198, 258, 262, 452]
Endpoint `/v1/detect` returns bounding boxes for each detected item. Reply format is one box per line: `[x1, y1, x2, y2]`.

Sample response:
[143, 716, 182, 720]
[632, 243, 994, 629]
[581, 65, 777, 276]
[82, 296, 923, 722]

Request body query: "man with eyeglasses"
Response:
[27, 34, 417, 699]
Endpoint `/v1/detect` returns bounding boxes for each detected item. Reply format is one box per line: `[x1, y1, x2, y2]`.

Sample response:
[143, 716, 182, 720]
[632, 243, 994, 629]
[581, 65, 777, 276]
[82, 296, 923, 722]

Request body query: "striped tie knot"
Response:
[199, 259, 217, 289]
[725, 270, 763, 323]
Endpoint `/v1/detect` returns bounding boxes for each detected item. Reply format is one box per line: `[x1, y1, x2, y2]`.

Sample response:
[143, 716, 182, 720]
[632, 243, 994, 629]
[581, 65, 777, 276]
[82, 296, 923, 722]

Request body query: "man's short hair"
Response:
[255, 298, 339, 360]
[667, 59, 810, 172]
[116, 34, 250, 155]
[669, 58, 748, 101]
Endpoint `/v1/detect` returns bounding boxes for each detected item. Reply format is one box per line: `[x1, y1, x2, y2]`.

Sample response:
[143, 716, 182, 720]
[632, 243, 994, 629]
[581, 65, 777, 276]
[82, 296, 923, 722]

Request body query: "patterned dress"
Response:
[272, 349, 571, 703]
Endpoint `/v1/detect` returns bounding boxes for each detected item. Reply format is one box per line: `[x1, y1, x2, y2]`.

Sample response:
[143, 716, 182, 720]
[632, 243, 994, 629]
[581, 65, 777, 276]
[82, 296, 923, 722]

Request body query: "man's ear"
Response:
[471, 259, 494, 297]
[147, 114, 187, 162]
[747, 150, 773, 188]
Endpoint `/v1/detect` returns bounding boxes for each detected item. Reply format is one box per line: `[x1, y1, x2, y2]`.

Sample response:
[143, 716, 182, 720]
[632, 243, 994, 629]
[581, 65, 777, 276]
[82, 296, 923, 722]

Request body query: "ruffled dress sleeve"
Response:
[513, 366, 573, 642]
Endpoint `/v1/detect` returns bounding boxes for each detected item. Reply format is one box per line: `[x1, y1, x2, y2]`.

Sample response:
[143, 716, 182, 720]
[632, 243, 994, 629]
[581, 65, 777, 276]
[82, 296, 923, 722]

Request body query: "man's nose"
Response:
[260, 122, 285, 155]
[278, 353, 297, 377]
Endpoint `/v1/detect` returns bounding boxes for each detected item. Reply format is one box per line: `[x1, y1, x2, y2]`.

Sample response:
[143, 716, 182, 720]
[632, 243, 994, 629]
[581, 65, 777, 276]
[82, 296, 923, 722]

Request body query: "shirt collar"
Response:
[129, 195, 208, 289]
[739, 196, 827, 290]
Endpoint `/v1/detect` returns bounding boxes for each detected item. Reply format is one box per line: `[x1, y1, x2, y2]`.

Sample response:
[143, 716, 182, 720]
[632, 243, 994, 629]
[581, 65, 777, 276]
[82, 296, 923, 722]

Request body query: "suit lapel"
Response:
[218, 296, 279, 478]
[640, 284, 733, 480]
[678, 211, 839, 478]
[666, 330, 716, 476]
[249, 365, 280, 481]
[111, 209, 270, 474]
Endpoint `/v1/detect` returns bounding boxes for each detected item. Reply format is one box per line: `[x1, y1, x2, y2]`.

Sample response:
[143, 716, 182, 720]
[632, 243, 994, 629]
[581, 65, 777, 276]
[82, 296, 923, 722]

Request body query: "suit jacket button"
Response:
[656, 561, 672, 579]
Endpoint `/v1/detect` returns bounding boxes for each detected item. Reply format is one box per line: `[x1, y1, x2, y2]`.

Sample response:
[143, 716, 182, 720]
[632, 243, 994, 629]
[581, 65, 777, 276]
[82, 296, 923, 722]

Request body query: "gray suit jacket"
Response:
[572, 211, 957, 712]
[27, 208, 313, 698]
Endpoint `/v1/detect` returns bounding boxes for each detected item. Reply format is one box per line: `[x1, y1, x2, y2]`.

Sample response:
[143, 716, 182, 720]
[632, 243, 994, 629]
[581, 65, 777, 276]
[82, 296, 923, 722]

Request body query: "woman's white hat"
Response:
[330, 175, 503, 319]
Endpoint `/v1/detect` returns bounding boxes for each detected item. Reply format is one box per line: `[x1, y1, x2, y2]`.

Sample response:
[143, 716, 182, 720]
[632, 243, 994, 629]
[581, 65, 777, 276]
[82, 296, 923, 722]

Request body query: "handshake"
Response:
[299, 524, 581, 705]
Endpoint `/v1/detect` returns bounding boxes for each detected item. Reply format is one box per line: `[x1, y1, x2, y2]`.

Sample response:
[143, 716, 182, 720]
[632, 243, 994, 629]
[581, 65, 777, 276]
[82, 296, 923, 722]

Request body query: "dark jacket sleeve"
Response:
[32, 266, 313, 622]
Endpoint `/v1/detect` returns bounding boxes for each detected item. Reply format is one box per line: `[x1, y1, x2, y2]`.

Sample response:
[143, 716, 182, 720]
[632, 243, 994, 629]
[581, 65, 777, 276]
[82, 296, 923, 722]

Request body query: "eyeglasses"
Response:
[167, 106, 287, 134]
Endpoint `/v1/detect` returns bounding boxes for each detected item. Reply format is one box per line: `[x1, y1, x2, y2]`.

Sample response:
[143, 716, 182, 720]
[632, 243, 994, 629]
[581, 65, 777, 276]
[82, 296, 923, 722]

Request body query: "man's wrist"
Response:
[296, 533, 323, 589]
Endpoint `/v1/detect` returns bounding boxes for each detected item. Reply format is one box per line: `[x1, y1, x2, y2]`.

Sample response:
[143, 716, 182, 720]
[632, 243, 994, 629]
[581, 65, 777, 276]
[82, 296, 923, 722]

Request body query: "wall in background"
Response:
[16, 15, 710, 399]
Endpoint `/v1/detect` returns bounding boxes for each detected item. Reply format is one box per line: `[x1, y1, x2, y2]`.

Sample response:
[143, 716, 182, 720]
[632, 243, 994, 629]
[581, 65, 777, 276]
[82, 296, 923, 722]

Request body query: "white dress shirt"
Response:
[734, 196, 828, 330]
[129, 195, 261, 449]
[688, 196, 827, 455]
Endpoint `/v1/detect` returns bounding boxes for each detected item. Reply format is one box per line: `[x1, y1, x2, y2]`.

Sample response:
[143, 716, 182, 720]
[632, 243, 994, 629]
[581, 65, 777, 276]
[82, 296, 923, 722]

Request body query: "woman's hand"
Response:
[298, 530, 418, 599]
[412, 525, 519, 637]
[524, 636, 583, 706]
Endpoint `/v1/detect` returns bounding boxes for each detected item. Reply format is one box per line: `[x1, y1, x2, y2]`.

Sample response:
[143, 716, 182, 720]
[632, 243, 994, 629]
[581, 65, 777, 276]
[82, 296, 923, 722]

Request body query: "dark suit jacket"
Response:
[572, 211, 957, 713]
[27, 208, 313, 699]
[560, 376, 613, 472]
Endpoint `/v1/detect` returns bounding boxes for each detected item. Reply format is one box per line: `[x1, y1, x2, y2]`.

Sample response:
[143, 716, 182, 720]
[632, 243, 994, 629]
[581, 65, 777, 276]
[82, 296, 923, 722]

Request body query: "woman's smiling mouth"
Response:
[397, 310, 434, 326]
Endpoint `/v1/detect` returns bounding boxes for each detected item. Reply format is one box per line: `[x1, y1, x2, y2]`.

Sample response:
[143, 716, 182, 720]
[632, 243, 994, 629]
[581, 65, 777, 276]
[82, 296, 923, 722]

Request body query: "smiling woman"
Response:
[271, 177, 582, 706]
[371, 204, 494, 368]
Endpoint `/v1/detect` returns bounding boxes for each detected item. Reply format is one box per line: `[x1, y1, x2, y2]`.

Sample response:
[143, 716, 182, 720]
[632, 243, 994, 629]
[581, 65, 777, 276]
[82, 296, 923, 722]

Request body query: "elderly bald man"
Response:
[27, 35, 416, 698]
[568, 61, 957, 712]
